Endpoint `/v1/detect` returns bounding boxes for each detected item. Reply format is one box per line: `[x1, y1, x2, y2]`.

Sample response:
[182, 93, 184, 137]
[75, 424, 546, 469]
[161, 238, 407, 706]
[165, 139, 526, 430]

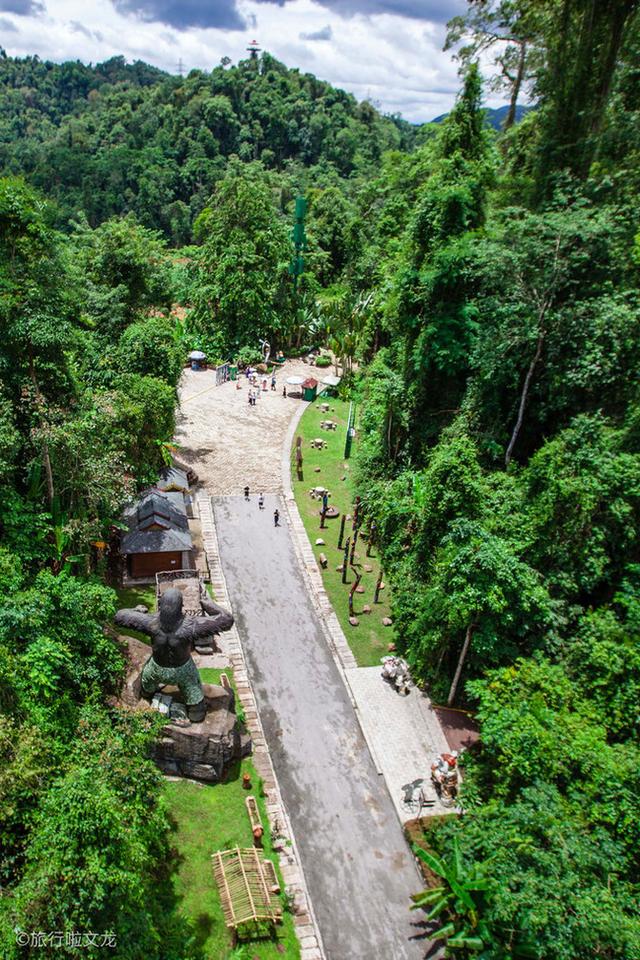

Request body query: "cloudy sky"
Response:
[0, 0, 505, 123]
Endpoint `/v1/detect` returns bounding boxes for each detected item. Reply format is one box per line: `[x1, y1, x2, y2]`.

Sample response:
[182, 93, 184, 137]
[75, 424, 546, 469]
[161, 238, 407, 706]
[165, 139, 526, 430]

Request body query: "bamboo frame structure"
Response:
[212, 847, 282, 931]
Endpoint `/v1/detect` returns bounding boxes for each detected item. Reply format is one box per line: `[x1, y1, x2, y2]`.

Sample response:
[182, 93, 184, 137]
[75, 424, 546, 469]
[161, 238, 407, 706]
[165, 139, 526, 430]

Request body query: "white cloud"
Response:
[0, 0, 509, 123]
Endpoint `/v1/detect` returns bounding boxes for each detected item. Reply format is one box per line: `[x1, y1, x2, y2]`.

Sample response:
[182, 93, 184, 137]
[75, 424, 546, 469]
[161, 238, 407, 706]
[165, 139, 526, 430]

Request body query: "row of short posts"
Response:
[335, 494, 384, 613]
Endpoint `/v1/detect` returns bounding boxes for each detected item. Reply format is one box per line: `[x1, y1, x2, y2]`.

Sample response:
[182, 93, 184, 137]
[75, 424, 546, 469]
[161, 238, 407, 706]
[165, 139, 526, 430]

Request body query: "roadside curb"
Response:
[197, 494, 325, 960]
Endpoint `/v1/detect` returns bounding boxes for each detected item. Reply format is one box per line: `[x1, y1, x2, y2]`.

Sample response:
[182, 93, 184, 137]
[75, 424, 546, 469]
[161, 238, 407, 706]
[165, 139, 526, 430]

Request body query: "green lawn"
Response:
[199, 667, 233, 687]
[164, 766, 299, 960]
[290, 396, 396, 667]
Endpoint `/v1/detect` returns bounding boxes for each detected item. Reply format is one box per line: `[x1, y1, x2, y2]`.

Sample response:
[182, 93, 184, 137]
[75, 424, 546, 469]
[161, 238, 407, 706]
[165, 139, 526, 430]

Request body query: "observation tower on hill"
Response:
[247, 40, 261, 60]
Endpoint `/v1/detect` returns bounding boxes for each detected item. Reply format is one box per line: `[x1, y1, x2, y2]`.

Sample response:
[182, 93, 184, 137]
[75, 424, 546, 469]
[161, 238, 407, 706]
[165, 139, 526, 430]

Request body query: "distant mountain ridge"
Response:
[431, 103, 534, 130]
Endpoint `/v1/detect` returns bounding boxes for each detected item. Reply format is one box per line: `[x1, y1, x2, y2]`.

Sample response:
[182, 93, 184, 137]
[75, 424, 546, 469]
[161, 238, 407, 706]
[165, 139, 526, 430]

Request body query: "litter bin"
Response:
[229, 365, 238, 381]
[302, 377, 318, 402]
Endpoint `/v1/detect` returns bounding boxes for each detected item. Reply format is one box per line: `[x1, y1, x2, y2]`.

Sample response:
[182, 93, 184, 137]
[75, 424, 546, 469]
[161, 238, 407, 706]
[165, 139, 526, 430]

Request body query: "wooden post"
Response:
[342, 538, 350, 584]
[374, 570, 383, 604]
[349, 568, 361, 615]
[352, 495, 361, 530]
[295, 438, 303, 481]
[337, 513, 346, 550]
[350, 528, 358, 565]
[366, 521, 376, 557]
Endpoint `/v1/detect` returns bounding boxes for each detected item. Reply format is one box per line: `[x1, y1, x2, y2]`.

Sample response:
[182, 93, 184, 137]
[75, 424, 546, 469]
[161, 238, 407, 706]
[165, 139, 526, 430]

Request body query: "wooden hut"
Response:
[121, 489, 194, 579]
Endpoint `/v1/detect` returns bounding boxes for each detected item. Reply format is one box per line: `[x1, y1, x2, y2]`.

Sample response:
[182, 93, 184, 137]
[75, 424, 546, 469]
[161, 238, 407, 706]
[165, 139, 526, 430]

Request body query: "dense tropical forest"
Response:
[0, 0, 639, 956]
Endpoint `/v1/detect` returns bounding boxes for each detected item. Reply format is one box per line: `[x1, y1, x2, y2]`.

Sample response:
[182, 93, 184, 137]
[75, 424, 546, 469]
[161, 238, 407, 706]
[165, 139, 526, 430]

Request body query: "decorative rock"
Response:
[355, 585, 365, 594]
[379, 582, 386, 590]
[336, 565, 343, 572]
[382, 617, 393, 626]
[349, 617, 359, 627]
[341, 476, 346, 481]
[362, 605, 372, 614]
[388, 642, 396, 652]
[315, 538, 325, 546]
[364, 564, 373, 573]
[346, 514, 352, 521]
[314, 467, 321, 473]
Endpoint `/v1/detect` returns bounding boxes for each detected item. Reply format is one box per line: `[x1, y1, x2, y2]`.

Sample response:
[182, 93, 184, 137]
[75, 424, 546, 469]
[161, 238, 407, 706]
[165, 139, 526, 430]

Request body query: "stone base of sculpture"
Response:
[117, 637, 251, 782]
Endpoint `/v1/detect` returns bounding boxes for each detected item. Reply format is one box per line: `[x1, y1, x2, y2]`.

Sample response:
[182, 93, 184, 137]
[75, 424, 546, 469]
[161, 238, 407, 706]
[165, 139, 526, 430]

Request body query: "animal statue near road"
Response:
[114, 589, 234, 722]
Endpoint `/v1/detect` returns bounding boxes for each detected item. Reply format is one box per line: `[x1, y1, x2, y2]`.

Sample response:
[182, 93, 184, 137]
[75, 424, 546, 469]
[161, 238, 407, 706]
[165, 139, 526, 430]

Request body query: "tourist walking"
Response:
[273, 509, 280, 527]
[258, 494, 264, 510]
[244, 486, 250, 501]
[271, 375, 276, 391]
[283, 385, 287, 398]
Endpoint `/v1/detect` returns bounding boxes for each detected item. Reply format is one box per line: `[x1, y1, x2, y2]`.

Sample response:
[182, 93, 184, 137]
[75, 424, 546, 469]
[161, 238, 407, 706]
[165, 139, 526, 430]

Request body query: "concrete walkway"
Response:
[213, 494, 428, 960]
[345, 667, 451, 823]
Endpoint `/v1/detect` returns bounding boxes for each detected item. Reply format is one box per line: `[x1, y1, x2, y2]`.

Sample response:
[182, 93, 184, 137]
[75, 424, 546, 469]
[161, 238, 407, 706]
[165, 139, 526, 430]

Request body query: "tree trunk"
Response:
[447, 623, 475, 707]
[505, 327, 545, 468]
[505, 42, 527, 130]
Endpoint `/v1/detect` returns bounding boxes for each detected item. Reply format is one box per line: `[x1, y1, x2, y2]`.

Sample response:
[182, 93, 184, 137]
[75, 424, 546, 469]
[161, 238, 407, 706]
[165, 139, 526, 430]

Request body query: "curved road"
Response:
[213, 494, 428, 960]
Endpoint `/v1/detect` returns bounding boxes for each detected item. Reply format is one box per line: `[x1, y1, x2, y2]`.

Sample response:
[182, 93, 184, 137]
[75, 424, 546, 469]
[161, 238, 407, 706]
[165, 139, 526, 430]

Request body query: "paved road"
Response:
[214, 495, 428, 960]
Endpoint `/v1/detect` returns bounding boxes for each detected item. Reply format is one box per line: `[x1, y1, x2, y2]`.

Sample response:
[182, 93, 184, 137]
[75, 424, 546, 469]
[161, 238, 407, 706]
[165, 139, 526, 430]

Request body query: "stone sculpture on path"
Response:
[114, 588, 233, 722]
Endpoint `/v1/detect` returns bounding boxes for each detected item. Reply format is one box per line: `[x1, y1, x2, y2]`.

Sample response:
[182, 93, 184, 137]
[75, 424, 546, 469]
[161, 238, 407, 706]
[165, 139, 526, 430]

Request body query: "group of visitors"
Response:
[243, 368, 280, 406]
[244, 486, 280, 526]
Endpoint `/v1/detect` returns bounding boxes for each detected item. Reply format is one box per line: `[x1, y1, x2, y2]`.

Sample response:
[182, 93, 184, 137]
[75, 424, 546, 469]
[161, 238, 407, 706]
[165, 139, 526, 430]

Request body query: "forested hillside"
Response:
[0, 50, 412, 241]
[0, 0, 639, 957]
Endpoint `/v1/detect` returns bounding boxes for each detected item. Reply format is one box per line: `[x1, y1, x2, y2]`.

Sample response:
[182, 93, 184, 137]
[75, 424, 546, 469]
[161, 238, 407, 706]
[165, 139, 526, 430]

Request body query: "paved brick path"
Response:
[176, 360, 320, 495]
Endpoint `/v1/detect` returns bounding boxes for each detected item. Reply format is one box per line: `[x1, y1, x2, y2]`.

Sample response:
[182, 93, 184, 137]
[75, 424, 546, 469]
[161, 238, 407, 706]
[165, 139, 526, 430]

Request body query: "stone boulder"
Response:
[117, 636, 251, 783]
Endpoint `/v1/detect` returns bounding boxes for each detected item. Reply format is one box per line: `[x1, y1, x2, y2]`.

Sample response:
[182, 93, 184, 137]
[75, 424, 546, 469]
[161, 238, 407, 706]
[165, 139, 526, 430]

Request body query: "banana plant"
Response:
[50, 496, 86, 574]
[411, 840, 537, 958]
